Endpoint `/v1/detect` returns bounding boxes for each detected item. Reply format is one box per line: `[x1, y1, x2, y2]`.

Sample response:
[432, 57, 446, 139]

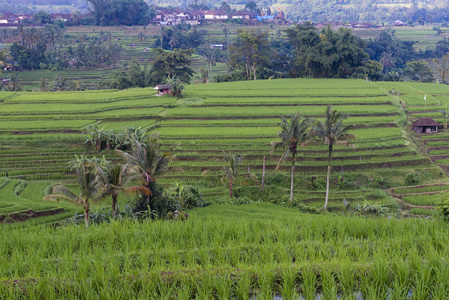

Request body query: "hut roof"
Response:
[153, 84, 171, 90]
[413, 117, 440, 126]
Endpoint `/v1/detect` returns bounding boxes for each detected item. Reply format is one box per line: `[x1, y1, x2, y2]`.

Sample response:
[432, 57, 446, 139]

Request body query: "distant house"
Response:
[413, 117, 440, 133]
[203, 10, 228, 20]
[209, 44, 224, 50]
[392, 20, 406, 27]
[152, 10, 202, 26]
[231, 10, 257, 19]
[153, 84, 171, 96]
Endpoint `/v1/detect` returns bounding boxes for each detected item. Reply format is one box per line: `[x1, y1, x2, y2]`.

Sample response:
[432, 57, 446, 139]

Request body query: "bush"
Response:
[373, 176, 390, 189]
[165, 182, 205, 210]
[355, 200, 390, 217]
[132, 181, 177, 217]
[436, 194, 449, 221]
[306, 176, 325, 190]
[405, 172, 419, 185]
[213, 70, 247, 83]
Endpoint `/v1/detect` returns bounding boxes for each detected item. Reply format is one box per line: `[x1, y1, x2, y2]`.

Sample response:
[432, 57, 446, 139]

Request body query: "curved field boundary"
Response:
[387, 183, 449, 198]
[0, 208, 66, 223]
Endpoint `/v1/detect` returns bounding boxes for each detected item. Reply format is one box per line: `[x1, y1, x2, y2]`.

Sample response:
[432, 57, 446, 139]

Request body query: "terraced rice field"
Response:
[1, 78, 449, 222]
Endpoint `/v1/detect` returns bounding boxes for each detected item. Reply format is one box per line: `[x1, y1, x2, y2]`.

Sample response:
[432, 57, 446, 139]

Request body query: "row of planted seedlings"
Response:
[2, 211, 449, 298]
[392, 183, 449, 194]
[172, 146, 417, 159]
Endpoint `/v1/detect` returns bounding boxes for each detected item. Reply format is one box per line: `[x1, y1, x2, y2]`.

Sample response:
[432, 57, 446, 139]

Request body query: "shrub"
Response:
[132, 182, 177, 217]
[373, 176, 390, 189]
[306, 176, 325, 190]
[355, 200, 390, 217]
[405, 172, 419, 185]
[165, 182, 205, 210]
[436, 194, 449, 222]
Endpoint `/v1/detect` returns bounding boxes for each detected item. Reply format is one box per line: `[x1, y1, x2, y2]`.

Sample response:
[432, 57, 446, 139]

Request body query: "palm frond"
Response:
[43, 194, 75, 203]
[51, 185, 78, 200]
[125, 186, 152, 196]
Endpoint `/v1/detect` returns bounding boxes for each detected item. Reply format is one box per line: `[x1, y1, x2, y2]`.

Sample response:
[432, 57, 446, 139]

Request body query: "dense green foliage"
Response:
[2, 203, 449, 298]
[286, 24, 369, 78]
[87, 0, 153, 26]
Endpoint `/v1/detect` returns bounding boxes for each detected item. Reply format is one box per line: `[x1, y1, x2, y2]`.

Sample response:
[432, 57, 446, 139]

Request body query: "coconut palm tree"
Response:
[220, 151, 243, 199]
[7, 73, 21, 92]
[313, 105, 356, 210]
[434, 53, 449, 84]
[116, 132, 175, 193]
[271, 113, 312, 204]
[440, 106, 449, 130]
[93, 161, 151, 218]
[43, 155, 102, 229]
[84, 125, 106, 151]
[165, 75, 184, 97]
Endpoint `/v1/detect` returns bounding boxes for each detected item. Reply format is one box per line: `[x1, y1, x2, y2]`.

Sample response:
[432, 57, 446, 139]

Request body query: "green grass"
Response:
[409, 207, 434, 216]
[394, 184, 449, 194]
[400, 94, 439, 106]
[402, 194, 441, 206]
[1, 203, 449, 298]
[435, 158, 449, 164]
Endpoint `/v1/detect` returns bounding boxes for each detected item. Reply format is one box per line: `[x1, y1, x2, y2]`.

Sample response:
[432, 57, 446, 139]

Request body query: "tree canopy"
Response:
[229, 29, 271, 80]
[286, 24, 368, 78]
[87, 0, 152, 26]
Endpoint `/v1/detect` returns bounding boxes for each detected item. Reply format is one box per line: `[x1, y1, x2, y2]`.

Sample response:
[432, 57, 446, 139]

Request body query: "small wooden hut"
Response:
[153, 84, 171, 96]
[413, 117, 440, 133]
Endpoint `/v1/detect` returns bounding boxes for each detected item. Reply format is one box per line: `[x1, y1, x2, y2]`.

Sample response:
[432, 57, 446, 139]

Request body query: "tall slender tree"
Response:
[220, 151, 242, 199]
[434, 53, 449, 84]
[43, 155, 101, 229]
[115, 132, 175, 205]
[313, 105, 356, 210]
[93, 161, 151, 218]
[271, 113, 312, 204]
[229, 29, 271, 80]
[440, 106, 449, 130]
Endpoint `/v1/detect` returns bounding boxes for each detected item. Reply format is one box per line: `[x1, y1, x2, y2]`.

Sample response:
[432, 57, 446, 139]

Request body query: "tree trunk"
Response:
[229, 178, 233, 198]
[290, 152, 295, 204]
[324, 147, 332, 210]
[84, 207, 89, 229]
[112, 192, 118, 219]
[261, 156, 265, 192]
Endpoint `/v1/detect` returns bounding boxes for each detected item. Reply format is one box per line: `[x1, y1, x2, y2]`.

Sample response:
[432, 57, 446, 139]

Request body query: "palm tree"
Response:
[165, 75, 185, 97]
[7, 73, 21, 92]
[84, 125, 106, 151]
[0, 48, 11, 68]
[440, 106, 449, 130]
[220, 151, 243, 199]
[94, 161, 151, 218]
[116, 132, 175, 203]
[433, 53, 449, 84]
[313, 105, 356, 210]
[271, 113, 312, 204]
[43, 155, 101, 229]
[39, 78, 48, 92]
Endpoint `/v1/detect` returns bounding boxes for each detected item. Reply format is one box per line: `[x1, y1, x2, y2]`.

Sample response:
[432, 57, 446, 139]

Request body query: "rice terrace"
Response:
[4, 77, 449, 298]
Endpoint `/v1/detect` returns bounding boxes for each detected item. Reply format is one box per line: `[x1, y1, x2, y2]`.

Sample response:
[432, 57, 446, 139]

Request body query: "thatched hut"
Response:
[413, 117, 440, 133]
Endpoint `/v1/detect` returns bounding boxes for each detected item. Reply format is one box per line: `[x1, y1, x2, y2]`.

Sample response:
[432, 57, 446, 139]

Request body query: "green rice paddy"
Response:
[0, 78, 448, 221]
